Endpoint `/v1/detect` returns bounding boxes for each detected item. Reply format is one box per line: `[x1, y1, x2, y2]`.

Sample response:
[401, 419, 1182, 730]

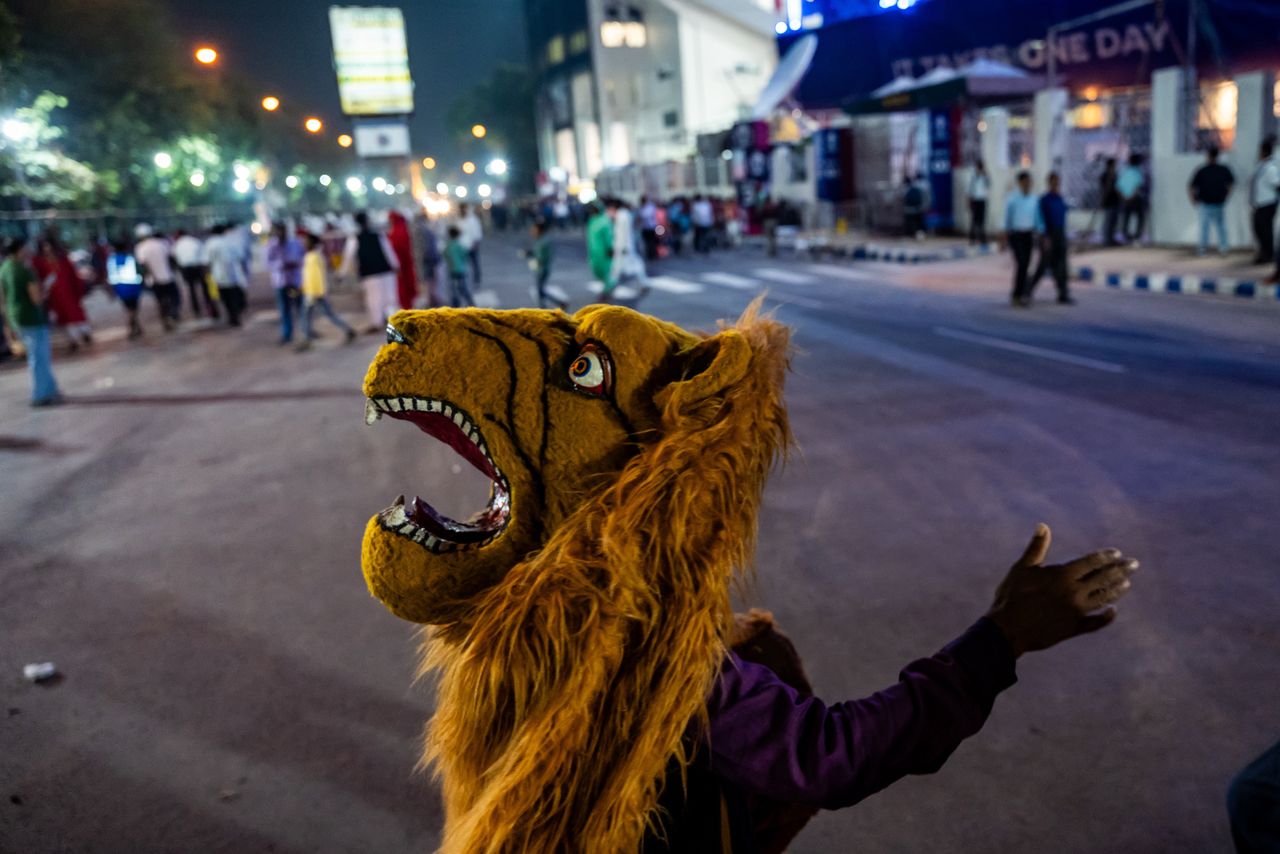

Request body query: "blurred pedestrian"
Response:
[1, 238, 62, 407]
[1028, 172, 1074, 305]
[639, 196, 659, 260]
[296, 231, 355, 351]
[106, 240, 145, 339]
[342, 211, 400, 333]
[1099, 158, 1121, 246]
[134, 224, 180, 331]
[1189, 146, 1234, 257]
[458, 203, 484, 286]
[1004, 170, 1039, 308]
[419, 217, 443, 307]
[1249, 140, 1279, 264]
[387, 210, 418, 310]
[968, 160, 990, 246]
[34, 235, 92, 350]
[444, 225, 475, 307]
[173, 228, 218, 319]
[610, 200, 647, 294]
[1117, 154, 1146, 243]
[586, 202, 614, 294]
[206, 224, 248, 327]
[1229, 738, 1280, 853]
[266, 222, 304, 346]
[668, 198, 691, 255]
[903, 176, 926, 238]
[692, 194, 714, 253]
[524, 219, 566, 310]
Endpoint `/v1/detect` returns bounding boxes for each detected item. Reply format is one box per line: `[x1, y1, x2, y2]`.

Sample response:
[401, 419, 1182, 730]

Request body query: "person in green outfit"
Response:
[524, 220, 568, 310]
[1, 237, 62, 407]
[444, 225, 475, 307]
[586, 200, 615, 300]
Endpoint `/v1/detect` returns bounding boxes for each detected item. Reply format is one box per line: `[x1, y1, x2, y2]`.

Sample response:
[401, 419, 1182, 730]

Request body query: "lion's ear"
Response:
[654, 330, 751, 412]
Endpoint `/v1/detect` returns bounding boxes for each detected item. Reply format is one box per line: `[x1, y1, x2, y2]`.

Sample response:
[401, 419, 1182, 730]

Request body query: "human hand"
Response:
[986, 524, 1137, 658]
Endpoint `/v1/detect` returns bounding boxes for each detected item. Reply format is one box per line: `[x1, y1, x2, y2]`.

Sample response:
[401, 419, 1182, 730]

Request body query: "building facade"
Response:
[525, 0, 779, 192]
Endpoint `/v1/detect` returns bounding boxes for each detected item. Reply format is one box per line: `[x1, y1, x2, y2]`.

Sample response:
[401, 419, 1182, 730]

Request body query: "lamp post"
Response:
[194, 46, 219, 65]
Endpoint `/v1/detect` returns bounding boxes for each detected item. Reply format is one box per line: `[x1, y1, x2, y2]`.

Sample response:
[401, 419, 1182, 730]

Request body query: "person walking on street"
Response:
[692, 194, 714, 253]
[266, 222, 305, 345]
[173, 229, 218, 319]
[444, 225, 475, 307]
[34, 235, 92, 350]
[2, 238, 62, 407]
[387, 210, 418, 310]
[342, 211, 400, 333]
[1004, 171, 1040, 308]
[1099, 158, 1121, 246]
[609, 200, 648, 303]
[1028, 172, 1075, 305]
[968, 161, 990, 246]
[586, 201, 614, 295]
[1189, 146, 1235, 257]
[1249, 139, 1279, 264]
[458, 204, 484, 286]
[296, 231, 355, 351]
[205, 224, 248, 327]
[133, 224, 180, 331]
[903, 175, 927, 238]
[419, 217, 443, 307]
[524, 220, 567, 310]
[106, 240, 146, 339]
[638, 196, 659, 260]
[1117, 154, 1147, 243]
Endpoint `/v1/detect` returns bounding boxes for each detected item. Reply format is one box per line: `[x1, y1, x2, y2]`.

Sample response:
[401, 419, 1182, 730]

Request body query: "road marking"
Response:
[644, 275, 703, 294]
[756, 268, 817, 285]
[472, 289, 501, 308]
[700, 272, 758, 290]
[933, 327, 1127, 374]
[807, 263, 878, 281]
[769, 293, 828, 310]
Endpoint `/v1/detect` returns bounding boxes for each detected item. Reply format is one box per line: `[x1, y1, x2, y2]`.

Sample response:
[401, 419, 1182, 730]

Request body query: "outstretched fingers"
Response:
[1062, 548, 1125, 580]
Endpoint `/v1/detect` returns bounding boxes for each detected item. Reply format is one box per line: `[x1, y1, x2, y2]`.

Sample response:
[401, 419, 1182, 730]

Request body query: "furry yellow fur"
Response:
[361, 301, 790, 852]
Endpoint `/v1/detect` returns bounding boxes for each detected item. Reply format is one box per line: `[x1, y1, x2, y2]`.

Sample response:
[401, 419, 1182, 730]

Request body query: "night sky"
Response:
[162, 0, 529, 168]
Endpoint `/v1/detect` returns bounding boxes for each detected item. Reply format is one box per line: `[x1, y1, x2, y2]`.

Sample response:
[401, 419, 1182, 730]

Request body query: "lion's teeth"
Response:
[364, 400, 382, 425]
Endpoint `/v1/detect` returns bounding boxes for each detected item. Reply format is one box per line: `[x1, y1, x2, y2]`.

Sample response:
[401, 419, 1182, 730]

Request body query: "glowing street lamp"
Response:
[477, 183, 492, 198]
[435, 182, 449, 194]
[319, 174, 332, 187]
[337, 133, 353, 148]
[471, 124, 487, 139]
[233, 177, 251, 194]
[261, 96, 281, 112]
[486, 158, 508, 176]
[422, 156, 436, 170]
[304, 117, 323, 134]
[194, 46, 219, 65]
[345, 176, 364, 193]
[371, 176, 387, 192]
[455, 186, 468, 198]
[153, 151, 172, 169]
[189, 171, 206, 187]
[462, 161, 476, 175]
[285, 175, 299, 189]
[1, 118, 33, 142]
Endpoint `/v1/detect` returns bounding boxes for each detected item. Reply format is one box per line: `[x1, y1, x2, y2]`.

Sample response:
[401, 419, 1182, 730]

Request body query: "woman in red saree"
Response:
[34, 236, 92, 350]
[386, 211, 418, 309]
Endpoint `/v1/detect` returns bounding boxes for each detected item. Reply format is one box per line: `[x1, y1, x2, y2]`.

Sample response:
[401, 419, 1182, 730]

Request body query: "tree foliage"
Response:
[446, 63, 540, 193]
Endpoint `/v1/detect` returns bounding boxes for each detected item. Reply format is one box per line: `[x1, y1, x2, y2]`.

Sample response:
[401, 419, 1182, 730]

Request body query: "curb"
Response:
[798, 240, 994, 265]
[1075, 267, 1279, 301]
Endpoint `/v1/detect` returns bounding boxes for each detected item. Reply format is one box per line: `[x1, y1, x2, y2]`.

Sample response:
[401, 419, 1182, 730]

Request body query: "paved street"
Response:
[3, 231, 1278, 853]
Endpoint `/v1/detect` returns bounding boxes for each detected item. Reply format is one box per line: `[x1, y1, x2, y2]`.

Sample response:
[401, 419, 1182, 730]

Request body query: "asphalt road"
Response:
[3, 230, 1278, 853]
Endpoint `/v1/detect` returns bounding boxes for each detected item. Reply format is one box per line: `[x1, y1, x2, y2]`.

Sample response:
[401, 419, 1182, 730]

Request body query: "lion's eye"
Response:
[568, 344, 611, 395]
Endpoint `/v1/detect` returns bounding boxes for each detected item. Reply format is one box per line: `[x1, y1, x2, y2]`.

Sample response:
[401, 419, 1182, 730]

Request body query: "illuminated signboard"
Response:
[329, 6, 414, 116]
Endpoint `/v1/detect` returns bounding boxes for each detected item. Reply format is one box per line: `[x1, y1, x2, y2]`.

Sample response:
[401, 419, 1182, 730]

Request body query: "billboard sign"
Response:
[329, 6, 414, 116]
[353, 120, 412, 158]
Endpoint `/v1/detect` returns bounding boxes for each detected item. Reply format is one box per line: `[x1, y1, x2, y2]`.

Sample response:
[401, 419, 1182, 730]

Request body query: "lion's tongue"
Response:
[407, 495, 494, 544]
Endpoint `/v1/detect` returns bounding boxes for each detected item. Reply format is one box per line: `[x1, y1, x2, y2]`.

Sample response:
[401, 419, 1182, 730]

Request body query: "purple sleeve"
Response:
[705, 617, 1017, 810]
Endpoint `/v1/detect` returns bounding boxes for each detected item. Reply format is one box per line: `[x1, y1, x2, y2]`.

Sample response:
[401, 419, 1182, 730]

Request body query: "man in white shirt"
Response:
[458, 204, 484, 285]
[205, 223, 248, 326]
[1250, 140, 1279, 264]
[172, 229, 217, 320]
[691, 195, 715, 253]
[133, 224, 180, 331]
[968, 161, 990, 246]
[1003, 171, 1042, 307]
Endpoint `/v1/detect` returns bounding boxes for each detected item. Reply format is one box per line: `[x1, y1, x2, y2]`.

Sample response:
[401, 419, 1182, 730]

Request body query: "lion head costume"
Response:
[360, 300, 792, 853]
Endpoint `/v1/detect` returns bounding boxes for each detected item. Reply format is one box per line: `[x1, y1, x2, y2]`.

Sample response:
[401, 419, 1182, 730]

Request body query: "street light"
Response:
[455, 186, 468, 198]
[471, 124, 487, 139]
[462, 161, 476, 175]
[1, 118, 32, 142]
[486, 158, 508, 176]
[194, 46, 219, 65]
[304, 117, 323, 134]
[319, 174, 332, 187]
[422, 156, 436, 170]
[261, 96, 281, 112]
[154, 151, 172, 169]
[233, 177, 251, 194]
[337, 133, 353, 148]
[478, 183, 492, 198]
[346, 176, 364, 193]
[285, 175, 299, 189]
[436, 182, 449, 194]
[190, 171, 206, 187]
[371, 176, 387, 192]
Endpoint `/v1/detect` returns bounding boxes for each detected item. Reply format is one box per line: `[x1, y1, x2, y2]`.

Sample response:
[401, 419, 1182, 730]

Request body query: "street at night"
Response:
[4, 0, 1280, 851]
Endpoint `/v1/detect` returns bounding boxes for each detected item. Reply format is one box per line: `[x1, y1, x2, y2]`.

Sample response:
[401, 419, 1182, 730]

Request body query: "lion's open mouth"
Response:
[366, 396, 511, 553]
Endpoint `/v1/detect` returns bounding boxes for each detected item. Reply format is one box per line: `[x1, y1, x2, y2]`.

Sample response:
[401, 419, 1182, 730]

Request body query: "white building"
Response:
[527, 0, 778, 190]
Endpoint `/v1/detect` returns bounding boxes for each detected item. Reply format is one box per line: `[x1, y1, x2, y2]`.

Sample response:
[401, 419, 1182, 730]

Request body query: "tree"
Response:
[0, 91, 102, 207]
[446, 64, 539, 193]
